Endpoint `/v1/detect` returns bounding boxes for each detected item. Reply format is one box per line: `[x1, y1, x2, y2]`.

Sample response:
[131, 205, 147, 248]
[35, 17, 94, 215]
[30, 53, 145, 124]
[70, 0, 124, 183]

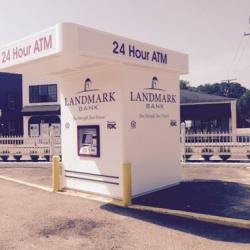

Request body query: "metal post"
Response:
[123, 162, 132, 206]
[52, 155, 61, 192]
[181, 122, 186, 162]
[49, 126, 54, 161]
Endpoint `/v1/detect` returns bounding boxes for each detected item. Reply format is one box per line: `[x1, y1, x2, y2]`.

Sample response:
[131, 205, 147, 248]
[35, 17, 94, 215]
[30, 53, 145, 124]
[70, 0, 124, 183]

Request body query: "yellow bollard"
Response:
[52, 155, 61, 192]
[123, 162, 132, 206]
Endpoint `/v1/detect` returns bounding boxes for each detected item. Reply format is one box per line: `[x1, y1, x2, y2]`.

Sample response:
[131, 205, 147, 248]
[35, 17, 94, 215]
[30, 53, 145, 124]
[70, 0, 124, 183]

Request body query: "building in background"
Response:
[0, 73, 61, 137]
[180, 89, 237, 133]
[0, 73, 23, 136]
[21, 75, 61, 137]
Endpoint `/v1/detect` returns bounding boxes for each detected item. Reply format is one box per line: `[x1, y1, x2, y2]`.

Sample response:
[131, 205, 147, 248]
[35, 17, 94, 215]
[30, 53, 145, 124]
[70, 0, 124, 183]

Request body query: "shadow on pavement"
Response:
[101, 203, 250, 243]
[133, 180, 250, 220]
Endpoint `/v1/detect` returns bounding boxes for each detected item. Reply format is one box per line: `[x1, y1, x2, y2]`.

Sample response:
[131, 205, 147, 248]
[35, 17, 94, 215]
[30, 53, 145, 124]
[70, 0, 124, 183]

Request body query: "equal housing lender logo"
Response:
[130, 76, 176, 109]
[64, 78, 116, 111]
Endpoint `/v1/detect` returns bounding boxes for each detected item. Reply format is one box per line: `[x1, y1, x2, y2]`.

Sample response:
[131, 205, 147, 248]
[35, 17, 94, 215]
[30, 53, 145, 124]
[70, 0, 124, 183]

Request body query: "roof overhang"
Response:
[22, 105, 60, 115]
[0, 23, 188, 76]
[181, 101, 234, 106]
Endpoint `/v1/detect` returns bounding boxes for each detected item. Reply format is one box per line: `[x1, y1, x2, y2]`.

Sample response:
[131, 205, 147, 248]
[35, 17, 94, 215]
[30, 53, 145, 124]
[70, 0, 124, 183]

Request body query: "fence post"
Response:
[52, 155, 61, 192]
[123, 162, 132, 207]
[181, 122, 186, 162]
[49, 126, 54, 161]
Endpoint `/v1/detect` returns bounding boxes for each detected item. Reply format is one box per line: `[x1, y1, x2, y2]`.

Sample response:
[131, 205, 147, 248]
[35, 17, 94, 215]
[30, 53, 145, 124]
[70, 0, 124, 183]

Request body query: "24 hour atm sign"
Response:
[112, 41, 168, 65]
[0, 30, 55, 65]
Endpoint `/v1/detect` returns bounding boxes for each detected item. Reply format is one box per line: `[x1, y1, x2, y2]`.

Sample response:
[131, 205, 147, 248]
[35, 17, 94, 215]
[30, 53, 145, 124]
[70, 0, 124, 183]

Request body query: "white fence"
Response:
[1, 128, 249, 162]
[0, 135, 61, 162]
[181, 127, 250, 162]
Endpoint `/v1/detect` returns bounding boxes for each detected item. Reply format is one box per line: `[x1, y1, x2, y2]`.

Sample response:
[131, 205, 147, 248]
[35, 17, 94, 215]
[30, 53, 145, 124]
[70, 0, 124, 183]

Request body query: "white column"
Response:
[23, 116, 30, 137]
[230, 100, 237, 142]
[181, 122, 186, 162]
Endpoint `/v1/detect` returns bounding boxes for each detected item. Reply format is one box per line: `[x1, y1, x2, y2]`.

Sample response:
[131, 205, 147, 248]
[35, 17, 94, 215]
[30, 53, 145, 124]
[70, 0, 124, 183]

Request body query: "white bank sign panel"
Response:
[0, 28, 57, 68]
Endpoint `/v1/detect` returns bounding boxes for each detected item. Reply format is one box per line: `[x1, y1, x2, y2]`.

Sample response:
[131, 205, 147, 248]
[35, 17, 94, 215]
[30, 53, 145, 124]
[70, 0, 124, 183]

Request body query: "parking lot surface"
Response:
[134, 165, 250, 220]
[0, 179, 250, 250]
[0, 163, 51, 187]
[0, 163, 250, 249]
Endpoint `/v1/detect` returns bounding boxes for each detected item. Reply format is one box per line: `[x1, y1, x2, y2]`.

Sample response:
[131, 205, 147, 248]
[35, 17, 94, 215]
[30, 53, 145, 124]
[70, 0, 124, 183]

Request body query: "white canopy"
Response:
[0, 23, 188, 76]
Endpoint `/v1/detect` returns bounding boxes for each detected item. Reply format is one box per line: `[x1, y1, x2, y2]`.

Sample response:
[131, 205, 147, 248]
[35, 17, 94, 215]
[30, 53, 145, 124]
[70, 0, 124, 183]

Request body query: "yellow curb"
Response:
[1, 175, 250, 229]
[0, 174, 122, 205]
[128, 204, 250, 229]
[0, 175, 52, 192]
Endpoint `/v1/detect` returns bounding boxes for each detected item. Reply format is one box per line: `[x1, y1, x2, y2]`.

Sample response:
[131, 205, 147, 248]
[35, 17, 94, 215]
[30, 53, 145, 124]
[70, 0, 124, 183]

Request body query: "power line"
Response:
[226, 17, 250, 79]
[225, 36, 244, 78]
[244, 15, 250, 36]
[235, 38, 249, 67]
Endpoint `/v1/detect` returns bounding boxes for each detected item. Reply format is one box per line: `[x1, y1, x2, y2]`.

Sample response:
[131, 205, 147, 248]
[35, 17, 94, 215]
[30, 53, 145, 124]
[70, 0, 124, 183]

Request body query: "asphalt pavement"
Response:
[0, 179, 250, 250]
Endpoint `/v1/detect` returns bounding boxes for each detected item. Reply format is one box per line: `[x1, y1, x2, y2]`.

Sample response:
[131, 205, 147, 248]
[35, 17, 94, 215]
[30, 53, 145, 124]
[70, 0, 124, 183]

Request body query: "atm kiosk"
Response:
[0, 23, 188, 199]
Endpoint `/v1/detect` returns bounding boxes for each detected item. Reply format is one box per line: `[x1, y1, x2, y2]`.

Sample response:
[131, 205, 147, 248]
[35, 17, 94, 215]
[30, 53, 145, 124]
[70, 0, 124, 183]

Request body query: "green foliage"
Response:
[0, 150, 10, 155]
[201, 147, 213, 154]
[237, 90, 250, 125]
[180, 80, 190, 89]
[219, 146, 231, 154]
[30, 150, 38, 155]
[195, 82, 246, 99]
[185, 147, 193, 154]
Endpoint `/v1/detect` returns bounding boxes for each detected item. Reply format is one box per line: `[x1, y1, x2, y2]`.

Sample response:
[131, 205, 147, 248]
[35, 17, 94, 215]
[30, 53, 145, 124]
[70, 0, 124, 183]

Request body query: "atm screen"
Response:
[77, 125, 100, 157]
[82, 134, 93, 145]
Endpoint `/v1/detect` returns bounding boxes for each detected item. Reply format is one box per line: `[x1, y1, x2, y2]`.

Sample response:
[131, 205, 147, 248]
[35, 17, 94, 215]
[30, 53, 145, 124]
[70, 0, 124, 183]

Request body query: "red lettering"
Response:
[1, 50, 10, 63]
[12, 47, 18, 60]
[44, 34, 52, 50]
[12, 45, 31, 60]
[1, 33, 53, 64]
[33, 40, 40, 53]
[33, 35, 52, 54]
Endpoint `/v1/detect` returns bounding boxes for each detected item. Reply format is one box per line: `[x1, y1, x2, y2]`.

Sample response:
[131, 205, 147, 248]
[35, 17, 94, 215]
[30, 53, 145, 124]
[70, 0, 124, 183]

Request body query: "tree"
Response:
[180, 80, 190, 89]
[195, 82, 246, 99]
[237, 90, 250, 127]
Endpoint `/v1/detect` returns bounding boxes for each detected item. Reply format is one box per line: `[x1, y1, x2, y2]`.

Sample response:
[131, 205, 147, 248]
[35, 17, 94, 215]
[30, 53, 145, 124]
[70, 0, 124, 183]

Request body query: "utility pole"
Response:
[221, 79, 237, 84]
[244, 16, 250, 36]
[221, 79, 237, 97]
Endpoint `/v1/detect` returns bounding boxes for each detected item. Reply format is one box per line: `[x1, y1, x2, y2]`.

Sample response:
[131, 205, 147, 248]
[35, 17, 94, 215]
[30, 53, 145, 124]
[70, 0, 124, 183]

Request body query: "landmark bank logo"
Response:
[77, 78, 100, 93]
[130, 76, 176, 109]
[64, 78, 116, 111]
[144, 76, 165, 91]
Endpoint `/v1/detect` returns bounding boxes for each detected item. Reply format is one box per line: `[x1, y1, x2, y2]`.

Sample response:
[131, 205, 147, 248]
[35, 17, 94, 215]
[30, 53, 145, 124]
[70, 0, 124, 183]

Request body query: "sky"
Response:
[0, 0, 250, 88]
